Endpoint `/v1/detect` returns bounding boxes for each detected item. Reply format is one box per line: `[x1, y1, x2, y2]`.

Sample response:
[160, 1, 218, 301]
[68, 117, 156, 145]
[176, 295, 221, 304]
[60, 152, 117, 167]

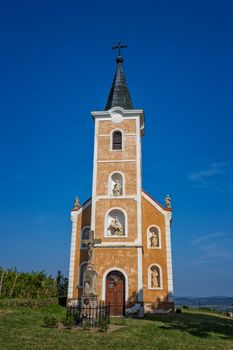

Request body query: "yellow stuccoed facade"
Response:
[68, 107, 174, 314]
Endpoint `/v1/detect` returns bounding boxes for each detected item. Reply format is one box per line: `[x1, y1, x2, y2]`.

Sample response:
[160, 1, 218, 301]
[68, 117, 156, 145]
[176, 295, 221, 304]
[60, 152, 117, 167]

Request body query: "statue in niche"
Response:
[73, 196, 80, 210]
[165, 194, 171, 209]
[150, 231, 159, 247]
[151, 268, 159, 288]
[108, 216, 124, 236]
[112, 179, 121, 196]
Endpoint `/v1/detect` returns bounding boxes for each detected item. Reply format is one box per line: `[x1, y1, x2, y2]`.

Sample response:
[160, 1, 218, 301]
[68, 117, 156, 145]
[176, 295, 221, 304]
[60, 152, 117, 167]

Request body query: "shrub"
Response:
[43, 316, 57, 328]
[175, 308, 182, 314]
[0, 267, 67, 299]
[62, 315, 77, 329]
[99, 319, 109, 332]
[0, 298, 57, 308]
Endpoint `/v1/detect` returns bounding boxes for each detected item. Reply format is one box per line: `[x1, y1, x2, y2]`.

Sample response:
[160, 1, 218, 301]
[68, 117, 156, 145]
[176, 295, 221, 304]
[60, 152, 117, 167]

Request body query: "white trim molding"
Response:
[68, 211, 79, 298]
[98, 159, 136, 163]
[96, 195, 137, 201]
[101, 267, 129, 302]
[91, 107, 145, 136]
[141, 191, 167, 216]
[165, 211, 174, 301]
[136, 117, 143, 302]
[95, 241, 139, 247]
[91, 120, 99, 231]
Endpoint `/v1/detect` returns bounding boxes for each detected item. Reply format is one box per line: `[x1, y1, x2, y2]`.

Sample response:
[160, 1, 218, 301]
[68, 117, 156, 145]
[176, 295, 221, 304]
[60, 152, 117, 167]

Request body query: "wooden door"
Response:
[105, 271, 125, 316]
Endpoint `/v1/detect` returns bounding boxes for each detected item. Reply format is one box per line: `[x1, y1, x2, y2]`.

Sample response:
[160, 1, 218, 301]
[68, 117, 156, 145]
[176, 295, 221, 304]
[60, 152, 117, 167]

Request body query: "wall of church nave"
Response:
[141, 196, 169, 303]
[72, 250, 88, 300]
[142, 262, 168, 304]
[94, 248, 139, 303]
[95, 161, 137, 196]
[71, 204, 91, 300]
[94, 199, 138, 241]
[141, 195, 168, 260]
[141, 196, 166, 234]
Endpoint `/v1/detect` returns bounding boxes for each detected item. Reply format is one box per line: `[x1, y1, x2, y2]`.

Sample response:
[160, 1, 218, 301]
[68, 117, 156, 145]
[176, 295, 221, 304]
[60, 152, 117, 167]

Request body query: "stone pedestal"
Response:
[81, 295, 98, 309]
[82, 269, 97, 296]
[80, 268, 98, 324]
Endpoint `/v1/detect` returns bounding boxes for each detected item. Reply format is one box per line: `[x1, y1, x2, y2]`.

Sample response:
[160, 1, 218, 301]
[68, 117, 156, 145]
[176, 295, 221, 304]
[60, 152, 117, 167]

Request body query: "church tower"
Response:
[68, 46, 174, 315]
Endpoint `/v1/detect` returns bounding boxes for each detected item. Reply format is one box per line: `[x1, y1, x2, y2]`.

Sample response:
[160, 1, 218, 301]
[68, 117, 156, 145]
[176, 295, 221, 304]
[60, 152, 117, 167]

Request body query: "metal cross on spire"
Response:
[112, 41, 128, 57]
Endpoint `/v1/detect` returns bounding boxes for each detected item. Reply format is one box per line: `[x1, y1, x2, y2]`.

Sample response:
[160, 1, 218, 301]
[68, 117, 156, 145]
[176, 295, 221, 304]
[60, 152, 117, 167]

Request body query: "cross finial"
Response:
[112, 41, 128, 62]
[82, 230, 101, 270]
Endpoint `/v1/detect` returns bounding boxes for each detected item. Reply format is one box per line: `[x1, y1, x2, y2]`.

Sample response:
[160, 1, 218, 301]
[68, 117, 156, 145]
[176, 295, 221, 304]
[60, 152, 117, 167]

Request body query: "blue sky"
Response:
[0, 0, 232, 296]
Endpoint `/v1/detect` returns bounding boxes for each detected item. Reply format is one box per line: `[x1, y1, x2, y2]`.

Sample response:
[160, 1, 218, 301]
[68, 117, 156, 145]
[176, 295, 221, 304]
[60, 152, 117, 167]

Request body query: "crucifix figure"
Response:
[112, 41, 128, 57]
[82, 230, 101, 270]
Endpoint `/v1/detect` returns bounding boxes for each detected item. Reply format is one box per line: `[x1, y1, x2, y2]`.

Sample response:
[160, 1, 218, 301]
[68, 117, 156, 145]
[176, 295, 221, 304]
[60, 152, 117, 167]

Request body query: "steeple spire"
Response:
[105, 42, 134, 111]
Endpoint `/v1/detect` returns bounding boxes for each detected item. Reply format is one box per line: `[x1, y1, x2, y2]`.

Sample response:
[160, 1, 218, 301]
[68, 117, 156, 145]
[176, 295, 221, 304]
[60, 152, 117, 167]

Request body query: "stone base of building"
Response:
[67, 299, 174, 316]
[144, 301, 175, 314]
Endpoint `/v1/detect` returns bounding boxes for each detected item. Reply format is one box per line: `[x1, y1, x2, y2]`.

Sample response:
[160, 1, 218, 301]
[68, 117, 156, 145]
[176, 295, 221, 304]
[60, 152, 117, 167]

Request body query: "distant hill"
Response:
[174, 296, 233, 306]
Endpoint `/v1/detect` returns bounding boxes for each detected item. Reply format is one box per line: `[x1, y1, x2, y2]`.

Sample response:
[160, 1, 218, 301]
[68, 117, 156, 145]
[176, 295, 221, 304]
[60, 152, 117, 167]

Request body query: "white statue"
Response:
[108, 216, 124, 236]
[112, 179, 121, 196]
[165, 194, 171, 209]
[151, 268, 159, 288]
[73, 196, 80, 210]
[150, 232, 158, 247]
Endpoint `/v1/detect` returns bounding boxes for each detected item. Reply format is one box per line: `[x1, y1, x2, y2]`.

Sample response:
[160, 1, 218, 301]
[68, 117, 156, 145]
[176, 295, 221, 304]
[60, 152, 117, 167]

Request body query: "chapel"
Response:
[67, 45, 174, 315]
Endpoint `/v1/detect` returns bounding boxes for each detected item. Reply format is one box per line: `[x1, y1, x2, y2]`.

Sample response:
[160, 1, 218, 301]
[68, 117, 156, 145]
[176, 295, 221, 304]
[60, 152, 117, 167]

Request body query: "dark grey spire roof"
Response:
[105, 56, 133, 110]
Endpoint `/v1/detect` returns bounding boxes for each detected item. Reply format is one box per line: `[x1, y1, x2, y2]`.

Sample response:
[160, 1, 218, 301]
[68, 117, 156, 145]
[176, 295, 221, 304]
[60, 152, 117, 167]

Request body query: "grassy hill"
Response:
[0, 304, 233, 350]
[174, 296, 233, 307]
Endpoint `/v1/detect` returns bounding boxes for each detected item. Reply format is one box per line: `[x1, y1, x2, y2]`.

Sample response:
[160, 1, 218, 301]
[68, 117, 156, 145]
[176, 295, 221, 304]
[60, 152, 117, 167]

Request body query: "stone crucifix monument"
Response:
[81, 230, 101, 310]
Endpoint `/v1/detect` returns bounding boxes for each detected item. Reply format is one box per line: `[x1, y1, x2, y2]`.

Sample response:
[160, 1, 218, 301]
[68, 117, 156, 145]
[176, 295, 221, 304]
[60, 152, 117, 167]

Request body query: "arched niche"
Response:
[109, 172, 123, 196]
[148, 264, 162, 289]
[147, 225, 161, 249]
[78, 262, 87, 287]
[81, 226, 90, 248]
[105, 208, 127, 237]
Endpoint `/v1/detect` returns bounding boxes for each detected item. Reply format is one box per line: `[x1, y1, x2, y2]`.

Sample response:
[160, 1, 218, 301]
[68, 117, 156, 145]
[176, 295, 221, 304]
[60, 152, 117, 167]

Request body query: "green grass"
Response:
[0, 304, 233, 350]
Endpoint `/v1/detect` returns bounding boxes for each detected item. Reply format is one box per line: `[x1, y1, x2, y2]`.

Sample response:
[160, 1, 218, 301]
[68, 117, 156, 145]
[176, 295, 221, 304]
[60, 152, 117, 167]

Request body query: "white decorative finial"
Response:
[73, 196, 80, 210]
[165, 194, 171, 209]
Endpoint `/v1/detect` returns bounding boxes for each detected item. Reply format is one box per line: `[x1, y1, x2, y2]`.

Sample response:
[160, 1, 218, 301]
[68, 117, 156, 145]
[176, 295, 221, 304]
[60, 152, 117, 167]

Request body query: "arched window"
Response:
[105, 208, 127, 237]
[112, 131, 122, 150]
[79, 262, 87, 287]
[147, 226, 161, 249]
[148, 264, 162, 289]
[81, 226, 90, 248]
[109, 172, 123, 196]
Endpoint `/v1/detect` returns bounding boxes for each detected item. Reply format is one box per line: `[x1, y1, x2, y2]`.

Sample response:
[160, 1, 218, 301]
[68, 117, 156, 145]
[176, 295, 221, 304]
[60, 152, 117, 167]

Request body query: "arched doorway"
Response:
[105, 270, 125, 316]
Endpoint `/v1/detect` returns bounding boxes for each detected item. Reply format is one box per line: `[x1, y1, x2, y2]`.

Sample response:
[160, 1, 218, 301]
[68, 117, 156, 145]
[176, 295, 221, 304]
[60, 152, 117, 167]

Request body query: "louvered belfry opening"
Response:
[112, 131, 122, 150]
